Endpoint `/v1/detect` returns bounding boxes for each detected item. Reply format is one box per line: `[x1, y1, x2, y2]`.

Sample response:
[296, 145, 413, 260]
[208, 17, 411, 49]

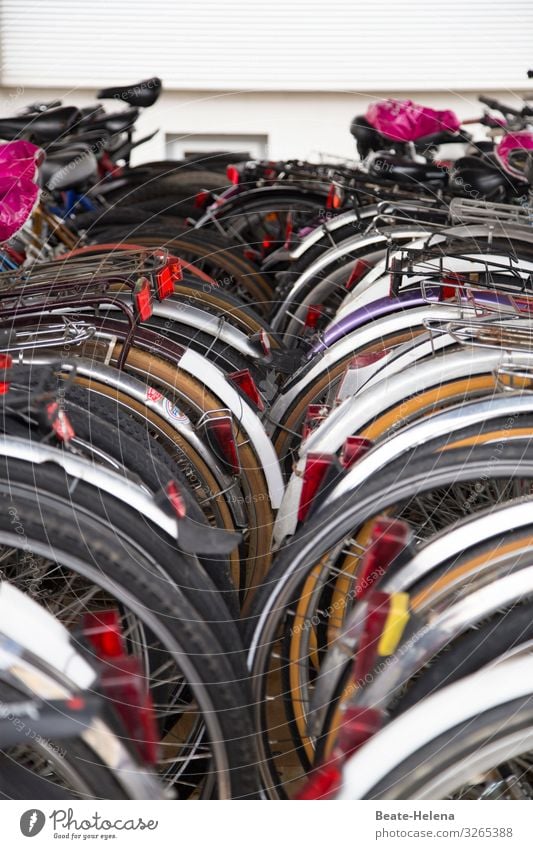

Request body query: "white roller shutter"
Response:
[0, 0, 531, 91]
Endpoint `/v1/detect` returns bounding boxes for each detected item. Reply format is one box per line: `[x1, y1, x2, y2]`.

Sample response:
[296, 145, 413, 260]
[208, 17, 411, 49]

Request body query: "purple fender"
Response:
[309, 287, 519, 358]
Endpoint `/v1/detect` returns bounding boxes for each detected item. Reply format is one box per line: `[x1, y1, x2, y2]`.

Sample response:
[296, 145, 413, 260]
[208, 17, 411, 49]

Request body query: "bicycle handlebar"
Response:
[478, 95, 524, 118]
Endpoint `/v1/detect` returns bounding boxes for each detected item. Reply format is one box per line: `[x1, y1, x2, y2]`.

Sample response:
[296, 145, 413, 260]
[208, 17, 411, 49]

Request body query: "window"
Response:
[165, 133, 268, 161]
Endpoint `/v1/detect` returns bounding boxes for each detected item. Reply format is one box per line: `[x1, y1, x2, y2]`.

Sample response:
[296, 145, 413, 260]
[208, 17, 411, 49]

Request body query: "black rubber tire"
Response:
[0, 484, 259, 798]
[5, 369, 240, 618]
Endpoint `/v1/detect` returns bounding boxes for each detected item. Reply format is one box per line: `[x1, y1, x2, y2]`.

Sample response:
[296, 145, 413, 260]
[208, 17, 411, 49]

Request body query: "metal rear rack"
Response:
[449, 197, 533, 230]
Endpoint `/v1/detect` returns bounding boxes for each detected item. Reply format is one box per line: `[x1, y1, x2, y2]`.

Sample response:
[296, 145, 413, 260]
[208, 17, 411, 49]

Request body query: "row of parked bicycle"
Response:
[1, 74, 533, 800]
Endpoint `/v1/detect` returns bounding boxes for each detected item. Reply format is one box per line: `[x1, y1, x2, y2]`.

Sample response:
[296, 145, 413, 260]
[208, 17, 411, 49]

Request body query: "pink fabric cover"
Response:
[366, 99, 461, 142]
[495, 132, 533, 177]
[0, 141, 42, 242]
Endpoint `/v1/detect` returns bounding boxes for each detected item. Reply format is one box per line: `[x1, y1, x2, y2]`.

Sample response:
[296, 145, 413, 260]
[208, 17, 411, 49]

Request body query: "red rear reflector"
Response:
[356, 518, 410, 602]
[298, 453, 335, 523]
[346, 259, 372, 291]
[243, 248, 262, 263]
[83, 609, 125, 659]
[134, 277, 153, 321]
[156, 260, 182, 300]
[229, 369, 265, 411]
[100, 655, 159, 765]
[296, 762, 341, 800]
[166, 480, 187, 519]
[195, 189, 211, 208]
[46, 402, 75, 442]
[341, 436, 372, 469]
[334, 706, 384, 758]
[205, 415, 240, 474]
[326, 184, 342, 210]
[4, 245, 25, 265]
[353, 591, 391, 682]
[440, 274, 469, 301]
[304, 304, 323, 329]
[226, 166, 240, 185]
[302, 403, 331, 440]
[0, 353, 12, 395]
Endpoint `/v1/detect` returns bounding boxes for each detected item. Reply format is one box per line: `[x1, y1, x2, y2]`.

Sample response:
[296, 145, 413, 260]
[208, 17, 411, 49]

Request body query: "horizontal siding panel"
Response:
[1, 0, 531, 91]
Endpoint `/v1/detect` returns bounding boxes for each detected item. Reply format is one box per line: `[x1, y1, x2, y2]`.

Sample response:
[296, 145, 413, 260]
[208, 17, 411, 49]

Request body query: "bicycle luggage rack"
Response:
[449, 197, 533, 230]
[0, 319, 96, 356]
[0, 249, 182, 368]
[495, 360, 533, 392]
[387, 244, 533, 300]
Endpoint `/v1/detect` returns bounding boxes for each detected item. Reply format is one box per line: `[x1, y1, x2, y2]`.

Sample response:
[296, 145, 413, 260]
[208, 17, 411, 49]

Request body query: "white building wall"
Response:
[0, 0, 530, 164]
[0, 85, 528, 165]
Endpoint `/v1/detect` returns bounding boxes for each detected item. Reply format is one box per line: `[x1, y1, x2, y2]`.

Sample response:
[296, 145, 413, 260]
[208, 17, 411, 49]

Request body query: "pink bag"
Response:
[366, 99, 461, 143]
[0, 176, 40, 242]
[495, 132, 533, 178]
[0, 141, 43, 241]
[0, 140, 43, 181]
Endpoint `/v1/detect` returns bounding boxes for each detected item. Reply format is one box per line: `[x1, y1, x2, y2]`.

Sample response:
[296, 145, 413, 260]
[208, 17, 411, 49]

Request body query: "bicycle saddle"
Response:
[368, 152, 447, 185]
[0, 106, 81, 144]
[97, 77, 162, 108]
[82, 107, 139, 135]
[350, 115, 384, 158]
[40, 144, 98, 191]
[449, 156, 519, 201]
[413, 129, 469, 150]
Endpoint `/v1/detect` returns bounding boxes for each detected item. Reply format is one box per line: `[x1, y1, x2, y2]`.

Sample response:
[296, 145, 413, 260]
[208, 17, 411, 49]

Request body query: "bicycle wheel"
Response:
[245, 440, 533, 797]
[0, 476, 259, 798]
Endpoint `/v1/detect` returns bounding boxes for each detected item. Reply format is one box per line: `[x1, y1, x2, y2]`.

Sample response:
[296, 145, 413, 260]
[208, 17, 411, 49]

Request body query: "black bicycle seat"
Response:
[97, 77, 162, 108]
[368, 152, 447, 185]
[449, 156, 519, 201]
[0, 106, 81, 143]
[82, 107, 139, 135]
[40, 144, 98, 191]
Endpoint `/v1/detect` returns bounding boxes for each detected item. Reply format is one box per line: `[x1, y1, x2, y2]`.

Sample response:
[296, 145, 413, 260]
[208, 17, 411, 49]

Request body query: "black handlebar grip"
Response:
[478, 95, 500, 110]
[478, 95, 523, 117]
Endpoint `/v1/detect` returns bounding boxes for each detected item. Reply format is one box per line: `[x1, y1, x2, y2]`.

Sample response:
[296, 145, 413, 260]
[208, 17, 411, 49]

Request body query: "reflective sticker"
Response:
[377, 592, 410, 656]
[164, 397, 190, 424]
[146, 386, 163, 403]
